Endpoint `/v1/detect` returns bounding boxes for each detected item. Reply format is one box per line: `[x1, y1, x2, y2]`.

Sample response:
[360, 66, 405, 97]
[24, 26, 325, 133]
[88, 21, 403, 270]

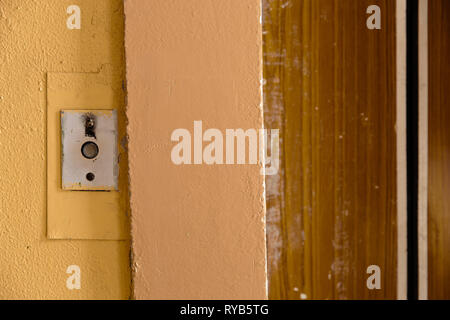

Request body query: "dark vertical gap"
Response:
[406, 0, 419, 300]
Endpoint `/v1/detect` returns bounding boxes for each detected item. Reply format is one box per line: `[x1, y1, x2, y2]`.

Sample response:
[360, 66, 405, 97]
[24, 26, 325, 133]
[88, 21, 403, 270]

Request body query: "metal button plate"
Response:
[61, 110, 118, 191]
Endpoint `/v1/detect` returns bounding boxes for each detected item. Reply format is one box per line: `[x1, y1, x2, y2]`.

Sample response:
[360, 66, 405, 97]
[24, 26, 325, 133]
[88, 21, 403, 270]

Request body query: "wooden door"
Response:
[427, 0, 450, 300]
[263, 0, 405, 300]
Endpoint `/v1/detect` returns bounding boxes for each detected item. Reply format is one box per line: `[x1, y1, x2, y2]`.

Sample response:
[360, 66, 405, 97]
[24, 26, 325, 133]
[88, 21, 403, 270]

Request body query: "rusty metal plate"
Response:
[61, 110, 118, 191]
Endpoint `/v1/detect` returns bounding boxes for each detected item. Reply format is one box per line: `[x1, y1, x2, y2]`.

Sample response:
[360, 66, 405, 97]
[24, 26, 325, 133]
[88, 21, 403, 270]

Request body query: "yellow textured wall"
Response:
[0, 0, 130, 299]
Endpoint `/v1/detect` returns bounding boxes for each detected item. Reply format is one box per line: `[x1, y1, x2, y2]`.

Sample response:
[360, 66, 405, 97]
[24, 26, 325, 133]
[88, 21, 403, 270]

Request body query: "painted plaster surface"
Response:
[0, 0, 130, 299]
[46, 71, 130, 240]
[125, 0, 267, 299]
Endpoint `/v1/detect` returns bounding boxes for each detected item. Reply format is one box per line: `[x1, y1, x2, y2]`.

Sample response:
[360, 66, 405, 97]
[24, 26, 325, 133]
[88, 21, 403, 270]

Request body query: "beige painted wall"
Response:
[0, 0, 130, 299]
[125, 0, 267, 299]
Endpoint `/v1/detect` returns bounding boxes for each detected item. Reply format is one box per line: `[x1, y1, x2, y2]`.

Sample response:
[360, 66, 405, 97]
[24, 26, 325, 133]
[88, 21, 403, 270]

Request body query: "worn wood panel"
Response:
[428, 0, 450, 300]
[263, 0, 398, 300]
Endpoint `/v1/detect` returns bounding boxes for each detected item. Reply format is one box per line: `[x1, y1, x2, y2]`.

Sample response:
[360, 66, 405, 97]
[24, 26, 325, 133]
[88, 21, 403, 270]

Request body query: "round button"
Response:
[81, 142, 99, 159]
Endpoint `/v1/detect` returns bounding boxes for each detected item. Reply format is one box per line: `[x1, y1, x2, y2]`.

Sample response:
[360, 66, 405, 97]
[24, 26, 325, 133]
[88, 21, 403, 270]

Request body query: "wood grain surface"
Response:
[263, 0, 398, 300]
[428, 0, 450, 300]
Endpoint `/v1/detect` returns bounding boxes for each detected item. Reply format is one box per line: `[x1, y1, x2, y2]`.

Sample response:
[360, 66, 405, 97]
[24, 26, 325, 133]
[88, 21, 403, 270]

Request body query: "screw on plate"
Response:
[84, 113, 96, 138]
[86, 172, 95, 181]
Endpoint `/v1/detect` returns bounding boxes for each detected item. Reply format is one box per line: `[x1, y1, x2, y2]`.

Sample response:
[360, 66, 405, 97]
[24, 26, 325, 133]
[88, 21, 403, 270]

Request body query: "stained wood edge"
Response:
[396, 0, 408, 301]
[418, 0, 429, 301]
[259, 2, 270, 300]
